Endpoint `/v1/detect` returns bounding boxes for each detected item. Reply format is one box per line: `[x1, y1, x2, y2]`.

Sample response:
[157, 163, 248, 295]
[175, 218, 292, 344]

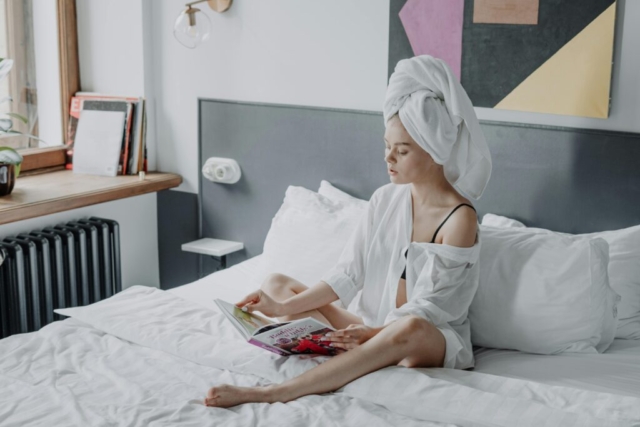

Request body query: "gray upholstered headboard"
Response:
[198, 98, 640, 270]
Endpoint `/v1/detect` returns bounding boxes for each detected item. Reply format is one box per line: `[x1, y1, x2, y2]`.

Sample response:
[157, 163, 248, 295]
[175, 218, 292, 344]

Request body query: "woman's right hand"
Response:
[235, 290, 285, 318]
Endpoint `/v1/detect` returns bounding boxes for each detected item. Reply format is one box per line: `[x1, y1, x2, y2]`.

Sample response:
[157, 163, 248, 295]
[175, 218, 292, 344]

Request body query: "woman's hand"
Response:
[235, 290, 285, 318]
[322, 324, 380, 350]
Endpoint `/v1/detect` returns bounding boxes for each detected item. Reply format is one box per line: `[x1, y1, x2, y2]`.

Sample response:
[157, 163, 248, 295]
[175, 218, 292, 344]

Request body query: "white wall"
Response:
[76, 1, 145, 98]
[150, 0, 389, 194]
[0, 0, 160, 290]
[148, 0, 640, 195]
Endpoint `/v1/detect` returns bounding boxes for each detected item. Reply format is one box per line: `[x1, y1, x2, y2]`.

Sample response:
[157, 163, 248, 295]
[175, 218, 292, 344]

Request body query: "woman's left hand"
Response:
[322, 324, 380, 350]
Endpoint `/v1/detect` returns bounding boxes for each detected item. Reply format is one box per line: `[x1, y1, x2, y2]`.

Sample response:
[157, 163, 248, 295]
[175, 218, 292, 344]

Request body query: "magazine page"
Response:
[253, 317, 344, 356]
[214, 299, 273, 339]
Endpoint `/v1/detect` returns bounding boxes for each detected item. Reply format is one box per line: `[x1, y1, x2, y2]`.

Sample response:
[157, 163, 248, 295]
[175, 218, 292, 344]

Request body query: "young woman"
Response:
[204, 55, 492, 408]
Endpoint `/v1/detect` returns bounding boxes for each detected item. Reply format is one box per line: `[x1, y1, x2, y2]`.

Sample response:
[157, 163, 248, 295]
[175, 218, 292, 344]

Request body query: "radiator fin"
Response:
[0, 217, 122, 338]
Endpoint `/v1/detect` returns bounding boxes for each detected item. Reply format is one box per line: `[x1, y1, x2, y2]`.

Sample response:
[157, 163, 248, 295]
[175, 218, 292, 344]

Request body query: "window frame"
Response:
[18, 0, 79, 175]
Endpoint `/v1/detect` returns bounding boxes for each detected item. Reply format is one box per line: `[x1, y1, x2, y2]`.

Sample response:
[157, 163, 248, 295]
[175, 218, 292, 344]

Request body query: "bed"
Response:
[2, 99, 640, 426]
[1, 255, 639, 426]
[173, 255, 640, 400]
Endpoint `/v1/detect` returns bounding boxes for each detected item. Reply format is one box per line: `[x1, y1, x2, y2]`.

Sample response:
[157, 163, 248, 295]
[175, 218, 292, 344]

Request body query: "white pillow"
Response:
[470, 225, 620, 354]
[318, 180, 368, 209]
[481, 213, 526, 229]
[255, 185, 367, 290]
[482, 213, 640, 340]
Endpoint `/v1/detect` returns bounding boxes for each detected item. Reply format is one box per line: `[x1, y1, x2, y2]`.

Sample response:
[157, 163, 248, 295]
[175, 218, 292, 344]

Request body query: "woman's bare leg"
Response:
[205, 314, 446, 407]
[261, 273, 364, 329]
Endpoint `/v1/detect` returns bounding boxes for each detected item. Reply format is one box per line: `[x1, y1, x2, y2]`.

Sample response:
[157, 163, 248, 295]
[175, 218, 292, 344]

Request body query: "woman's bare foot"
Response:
[204, 384, 288, 408]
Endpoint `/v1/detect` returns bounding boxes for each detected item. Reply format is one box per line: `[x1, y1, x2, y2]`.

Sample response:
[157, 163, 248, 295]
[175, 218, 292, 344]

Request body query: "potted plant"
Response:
[0, 57, 39, 196]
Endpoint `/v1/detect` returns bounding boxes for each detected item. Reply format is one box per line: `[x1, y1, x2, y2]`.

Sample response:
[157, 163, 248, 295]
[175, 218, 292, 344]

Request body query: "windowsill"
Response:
[0, 169, 182, 225]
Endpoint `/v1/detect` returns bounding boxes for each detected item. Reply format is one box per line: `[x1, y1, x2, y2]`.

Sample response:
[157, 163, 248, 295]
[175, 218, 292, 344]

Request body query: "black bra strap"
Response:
[431, 204, 476, 243]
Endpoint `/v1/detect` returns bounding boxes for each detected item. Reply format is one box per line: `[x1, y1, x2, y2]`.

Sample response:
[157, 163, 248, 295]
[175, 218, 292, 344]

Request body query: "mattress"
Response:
[172, 255, 640, 399]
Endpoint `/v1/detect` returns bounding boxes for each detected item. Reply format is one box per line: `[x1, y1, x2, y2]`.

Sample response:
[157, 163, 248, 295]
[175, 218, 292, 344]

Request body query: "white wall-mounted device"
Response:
[202, 157, 241, 184]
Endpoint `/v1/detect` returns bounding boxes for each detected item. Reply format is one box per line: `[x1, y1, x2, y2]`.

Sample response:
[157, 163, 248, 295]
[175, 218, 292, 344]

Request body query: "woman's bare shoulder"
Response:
[440, 201, 478, 248]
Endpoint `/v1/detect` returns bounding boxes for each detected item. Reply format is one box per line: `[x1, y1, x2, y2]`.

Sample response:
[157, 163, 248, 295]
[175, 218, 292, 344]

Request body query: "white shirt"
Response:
[320, 183, 482, 369]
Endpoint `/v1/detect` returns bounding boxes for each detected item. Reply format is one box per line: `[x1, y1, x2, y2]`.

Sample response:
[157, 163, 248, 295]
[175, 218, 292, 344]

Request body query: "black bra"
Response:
[400, 203, 476, 280]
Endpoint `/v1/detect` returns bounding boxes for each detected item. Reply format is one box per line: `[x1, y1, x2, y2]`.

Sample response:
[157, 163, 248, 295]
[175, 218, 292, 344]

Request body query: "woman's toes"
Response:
[204, 384, 264, 408]
[206, 387, 218, 400]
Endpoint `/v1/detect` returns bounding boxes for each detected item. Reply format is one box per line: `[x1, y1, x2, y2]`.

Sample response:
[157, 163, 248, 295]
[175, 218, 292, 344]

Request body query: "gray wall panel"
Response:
[198, 100, 388, 272]
[157, 189, 199, 289]
[198, 99, 640, 272]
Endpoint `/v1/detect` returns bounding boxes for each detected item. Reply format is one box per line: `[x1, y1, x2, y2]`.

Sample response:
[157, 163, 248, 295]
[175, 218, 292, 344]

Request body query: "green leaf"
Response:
[0, 118, 12, 132]
[0, 146, 22, 177]
[0, 146, 23, 164]
[0, 58, 13, 81]
[0, 130, 20, 136]
[0, 130, 48, 147]
[6, 112, 27, 124]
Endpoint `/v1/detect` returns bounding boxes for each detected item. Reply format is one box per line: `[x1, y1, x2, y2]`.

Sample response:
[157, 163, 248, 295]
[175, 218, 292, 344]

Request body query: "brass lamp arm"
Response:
[185, 0, 208, 7]
[184, 0, 232, 13]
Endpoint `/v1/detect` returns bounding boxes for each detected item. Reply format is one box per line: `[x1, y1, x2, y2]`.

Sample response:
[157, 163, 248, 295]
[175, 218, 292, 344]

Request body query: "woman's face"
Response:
[384, 115, 434, 184]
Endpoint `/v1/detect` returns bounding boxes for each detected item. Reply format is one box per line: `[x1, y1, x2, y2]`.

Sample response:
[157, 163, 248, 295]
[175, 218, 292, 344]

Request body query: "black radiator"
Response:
[0, 217, 121, 339]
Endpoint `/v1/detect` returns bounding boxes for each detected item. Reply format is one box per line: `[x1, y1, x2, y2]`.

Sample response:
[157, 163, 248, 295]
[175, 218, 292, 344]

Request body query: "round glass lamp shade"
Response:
[174, 7, 211, 49]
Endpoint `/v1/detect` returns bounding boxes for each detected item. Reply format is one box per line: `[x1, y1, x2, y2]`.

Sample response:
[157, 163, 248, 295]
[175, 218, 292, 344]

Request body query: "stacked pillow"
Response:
[482, 213, 640, 340]
[469, 225, 619, 354]
[256, 182, 631, 355]
[254, 182, 367, 293]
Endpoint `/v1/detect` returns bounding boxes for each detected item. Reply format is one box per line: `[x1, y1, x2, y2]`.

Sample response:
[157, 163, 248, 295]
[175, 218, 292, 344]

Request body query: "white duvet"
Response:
[1, 286, 639, 427]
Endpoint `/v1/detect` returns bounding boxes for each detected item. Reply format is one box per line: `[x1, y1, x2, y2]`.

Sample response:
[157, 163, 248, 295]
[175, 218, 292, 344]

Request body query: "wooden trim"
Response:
[57, 0, 80, 145]
[0, 170, 182, 225]
[19, 146, 67, 172]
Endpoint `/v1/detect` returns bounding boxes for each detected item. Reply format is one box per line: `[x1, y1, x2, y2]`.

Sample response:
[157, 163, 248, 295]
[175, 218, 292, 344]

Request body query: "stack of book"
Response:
[66, 92, 147, 175]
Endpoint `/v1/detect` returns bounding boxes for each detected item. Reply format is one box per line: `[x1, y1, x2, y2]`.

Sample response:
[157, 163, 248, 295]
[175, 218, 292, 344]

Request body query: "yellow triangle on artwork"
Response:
[494, 2, 616, 118]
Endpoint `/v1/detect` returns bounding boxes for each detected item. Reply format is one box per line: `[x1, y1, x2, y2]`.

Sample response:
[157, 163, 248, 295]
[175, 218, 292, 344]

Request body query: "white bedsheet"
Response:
[1, 257, 639, 426]
[473, 340, 640, 398]
[172, 255, 640, 399]
[167, 254, 266, 312]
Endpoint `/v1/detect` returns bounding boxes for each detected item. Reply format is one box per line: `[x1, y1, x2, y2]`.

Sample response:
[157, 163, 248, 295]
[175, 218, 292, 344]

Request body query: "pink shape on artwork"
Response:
[399, 0, 465, 81]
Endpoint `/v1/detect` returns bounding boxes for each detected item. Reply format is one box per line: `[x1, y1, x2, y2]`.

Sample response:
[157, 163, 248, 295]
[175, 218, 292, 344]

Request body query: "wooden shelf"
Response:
[0, 170, 182, 225]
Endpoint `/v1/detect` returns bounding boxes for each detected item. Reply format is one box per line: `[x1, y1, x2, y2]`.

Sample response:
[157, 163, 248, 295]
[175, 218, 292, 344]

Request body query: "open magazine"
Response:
[214, 299, 344, 357]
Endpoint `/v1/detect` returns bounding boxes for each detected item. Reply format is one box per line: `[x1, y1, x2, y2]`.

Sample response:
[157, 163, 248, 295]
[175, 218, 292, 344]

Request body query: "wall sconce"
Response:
[174, 0, 232, 49]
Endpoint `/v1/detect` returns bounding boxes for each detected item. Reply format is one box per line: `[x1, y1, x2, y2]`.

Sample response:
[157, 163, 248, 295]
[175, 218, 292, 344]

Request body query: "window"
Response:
[1, 0, 39, 149]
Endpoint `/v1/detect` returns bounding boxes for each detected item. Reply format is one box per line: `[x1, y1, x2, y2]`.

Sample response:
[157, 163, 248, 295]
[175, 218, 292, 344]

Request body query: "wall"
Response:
[149, 0, 639, 197]
[149, 0, 390, 194]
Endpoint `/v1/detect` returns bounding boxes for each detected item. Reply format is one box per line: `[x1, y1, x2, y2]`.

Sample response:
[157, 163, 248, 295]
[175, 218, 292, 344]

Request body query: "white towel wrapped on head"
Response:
[383, 55, 492, 200]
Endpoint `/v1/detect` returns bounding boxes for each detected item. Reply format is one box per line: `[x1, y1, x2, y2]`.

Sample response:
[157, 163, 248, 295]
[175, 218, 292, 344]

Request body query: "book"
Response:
[81, 100, 134, 175]
[66, 93, 146, 175]
[72, 109, 126, 177]
[214, 299, 344, 357]
[128, 98, 145, 175]
[140, 103, 147, 173]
